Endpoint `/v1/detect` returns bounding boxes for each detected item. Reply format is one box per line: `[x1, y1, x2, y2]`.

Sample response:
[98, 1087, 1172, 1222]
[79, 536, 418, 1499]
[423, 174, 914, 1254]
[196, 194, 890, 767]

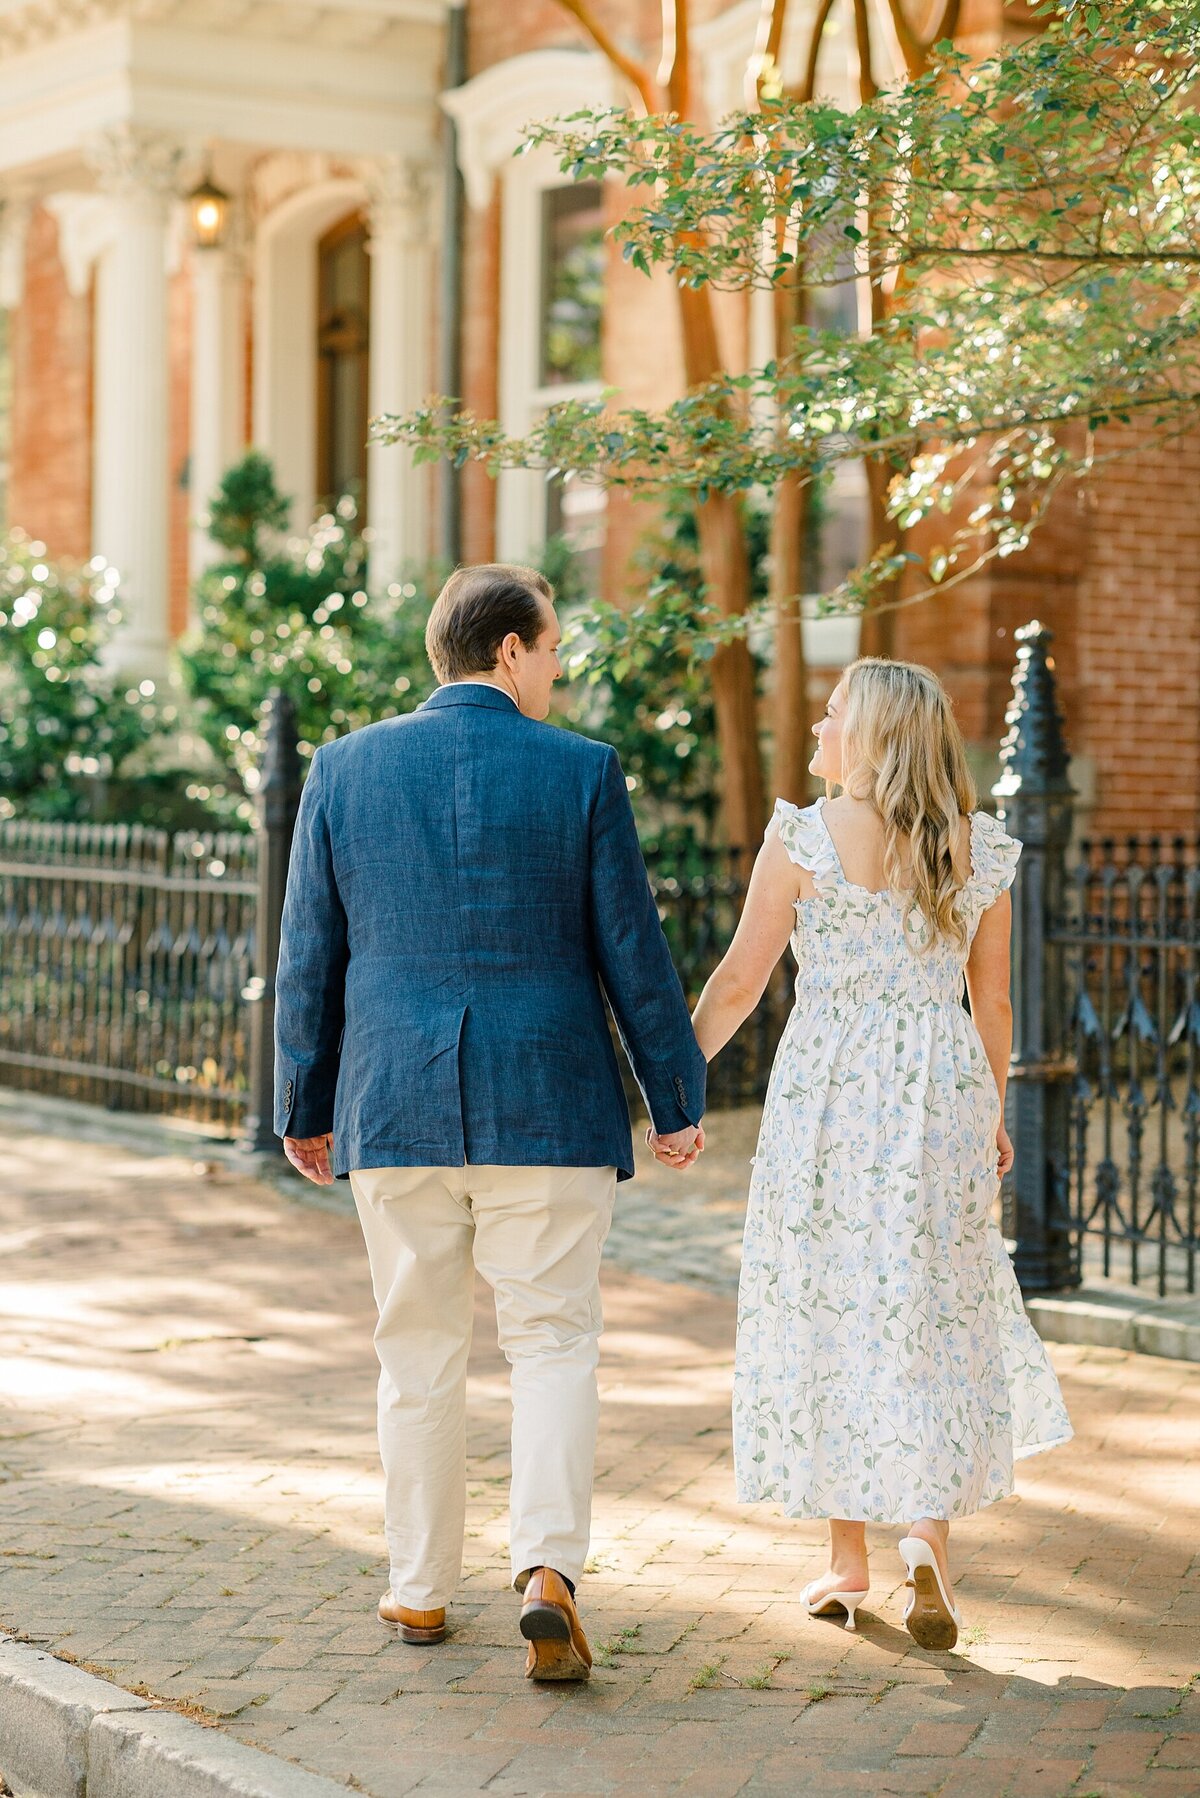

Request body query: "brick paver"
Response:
[1, 1116, 1198, 1797]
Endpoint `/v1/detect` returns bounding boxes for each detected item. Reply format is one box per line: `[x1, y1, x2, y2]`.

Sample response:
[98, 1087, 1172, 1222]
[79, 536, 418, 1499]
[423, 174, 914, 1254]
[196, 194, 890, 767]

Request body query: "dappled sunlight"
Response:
[3, 1123, 1198, 1797]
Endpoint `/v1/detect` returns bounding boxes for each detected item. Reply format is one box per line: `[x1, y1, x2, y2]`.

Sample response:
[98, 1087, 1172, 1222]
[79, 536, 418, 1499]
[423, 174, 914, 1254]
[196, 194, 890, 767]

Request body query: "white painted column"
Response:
[88, 127, 181, 680]
[365, 159, 432, 591]
[189, 230, 246, 587]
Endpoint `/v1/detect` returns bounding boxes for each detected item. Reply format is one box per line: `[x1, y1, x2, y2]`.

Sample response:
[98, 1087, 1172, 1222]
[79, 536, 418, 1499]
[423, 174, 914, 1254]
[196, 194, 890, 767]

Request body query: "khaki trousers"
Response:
[349, 1163, 617, 1609]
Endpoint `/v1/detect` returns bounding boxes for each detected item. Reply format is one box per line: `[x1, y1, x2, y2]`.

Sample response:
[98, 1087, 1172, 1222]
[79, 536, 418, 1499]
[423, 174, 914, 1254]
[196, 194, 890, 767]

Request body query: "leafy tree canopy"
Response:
[376, 0, 1200, 623]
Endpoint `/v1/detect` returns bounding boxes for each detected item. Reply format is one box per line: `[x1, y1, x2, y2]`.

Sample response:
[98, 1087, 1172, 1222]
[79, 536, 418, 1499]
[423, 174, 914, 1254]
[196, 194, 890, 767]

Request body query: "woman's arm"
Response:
[692, 828, 803, 1062]
[964, 890, 1016, 1173]
[963, 890, 1014, 1104]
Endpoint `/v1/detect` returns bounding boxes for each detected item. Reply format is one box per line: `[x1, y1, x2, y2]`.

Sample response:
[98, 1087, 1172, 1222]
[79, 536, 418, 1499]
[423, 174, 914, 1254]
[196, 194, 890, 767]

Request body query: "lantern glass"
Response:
[188, 177, 229, 250]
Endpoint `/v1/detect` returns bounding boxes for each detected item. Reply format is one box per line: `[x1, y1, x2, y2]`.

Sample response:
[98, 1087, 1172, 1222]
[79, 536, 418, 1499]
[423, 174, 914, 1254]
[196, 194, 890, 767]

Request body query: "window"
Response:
[806, 459, 871, 598]
[538, 183, 606, 586]
[806, 218, 868, 603]
[316, 214, 370, 518]
[0, 310, 9, 531]
[540, 184, 604, 387]
[497, 166, 608, 578]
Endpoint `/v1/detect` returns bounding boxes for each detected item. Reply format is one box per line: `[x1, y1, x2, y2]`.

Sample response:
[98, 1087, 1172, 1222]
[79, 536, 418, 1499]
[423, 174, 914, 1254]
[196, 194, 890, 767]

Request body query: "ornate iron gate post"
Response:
[993, 623, 1081, 1292]
[242, 691, 302, 1154]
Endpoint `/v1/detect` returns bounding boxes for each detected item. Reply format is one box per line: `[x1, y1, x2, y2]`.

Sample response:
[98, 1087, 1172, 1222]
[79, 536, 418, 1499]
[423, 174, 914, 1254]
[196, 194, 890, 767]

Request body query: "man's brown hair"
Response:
[424, 563, 554, 684]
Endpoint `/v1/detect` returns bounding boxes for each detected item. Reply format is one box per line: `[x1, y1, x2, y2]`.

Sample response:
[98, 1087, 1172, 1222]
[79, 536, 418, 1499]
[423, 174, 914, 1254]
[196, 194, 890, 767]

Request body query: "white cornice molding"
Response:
[0, 0, 448, 56]
[441, 48, 615, 212]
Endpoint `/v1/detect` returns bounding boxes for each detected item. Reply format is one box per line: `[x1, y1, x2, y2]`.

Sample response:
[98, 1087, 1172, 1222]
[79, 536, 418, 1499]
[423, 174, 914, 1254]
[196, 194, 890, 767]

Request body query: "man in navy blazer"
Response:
[275, 563, 706, 1680]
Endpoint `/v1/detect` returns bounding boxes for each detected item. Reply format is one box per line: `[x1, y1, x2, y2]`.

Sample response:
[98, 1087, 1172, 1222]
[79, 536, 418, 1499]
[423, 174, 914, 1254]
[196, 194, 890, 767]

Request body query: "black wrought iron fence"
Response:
[4, 641, 1199, 1300]
[647, 859, 792, 1108]
[1057, 837, 1200, 1295]
[0, 815, 256, 1128]
[999, 623, 1200, 1299]
[0, 809, 782, 1133]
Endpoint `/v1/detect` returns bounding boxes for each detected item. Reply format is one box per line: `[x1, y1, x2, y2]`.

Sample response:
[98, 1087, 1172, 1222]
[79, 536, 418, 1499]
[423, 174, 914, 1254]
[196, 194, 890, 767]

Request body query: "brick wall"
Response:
[1071, 430, 1200, 840]
[8, 205, 92, 561]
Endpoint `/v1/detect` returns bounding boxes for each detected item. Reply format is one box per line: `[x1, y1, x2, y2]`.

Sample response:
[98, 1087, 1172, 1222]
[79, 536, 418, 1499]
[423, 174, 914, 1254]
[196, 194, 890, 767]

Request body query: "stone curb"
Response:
[0, 1640, 349, 1798]
[1028, 1287, 1200, 1363]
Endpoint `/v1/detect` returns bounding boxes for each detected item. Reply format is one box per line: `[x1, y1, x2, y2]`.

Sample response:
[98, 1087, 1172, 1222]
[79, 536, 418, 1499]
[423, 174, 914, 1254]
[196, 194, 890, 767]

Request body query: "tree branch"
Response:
[747, 0, 789, 105]
[881, 0, 925, 78]
[658, 0, 691, 114]
[555, 0, 660, 112]
[926, 0, 962, 52]
[853, 0, 880, 102]
[791, 0, 838, 104]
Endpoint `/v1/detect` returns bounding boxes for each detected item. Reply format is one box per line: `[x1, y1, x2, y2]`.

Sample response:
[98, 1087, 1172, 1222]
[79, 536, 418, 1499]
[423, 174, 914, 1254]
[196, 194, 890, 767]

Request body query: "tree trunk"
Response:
[676, 285, 766, 856]
[769, 470, 811, 801]
[768, 273, 811, 803]
[858, 458, 899, 659]
[695, 493, 764, 861]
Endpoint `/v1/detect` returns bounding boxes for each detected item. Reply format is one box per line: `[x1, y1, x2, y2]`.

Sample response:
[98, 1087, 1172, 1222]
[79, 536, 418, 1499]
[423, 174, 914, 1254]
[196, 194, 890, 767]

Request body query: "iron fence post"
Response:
[993, 622, 1081, 1293]
[242, 690, 302, 1153]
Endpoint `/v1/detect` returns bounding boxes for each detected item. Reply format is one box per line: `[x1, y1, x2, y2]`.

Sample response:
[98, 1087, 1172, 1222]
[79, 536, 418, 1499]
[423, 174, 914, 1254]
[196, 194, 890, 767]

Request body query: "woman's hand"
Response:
[996, 1122, 1014, 1179]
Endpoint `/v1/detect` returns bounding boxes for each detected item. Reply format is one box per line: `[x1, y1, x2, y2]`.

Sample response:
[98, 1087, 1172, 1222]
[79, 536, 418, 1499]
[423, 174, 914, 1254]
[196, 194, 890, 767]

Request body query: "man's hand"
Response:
[646, 1122, 705, 1170]
[283, 1132, 335, 1185]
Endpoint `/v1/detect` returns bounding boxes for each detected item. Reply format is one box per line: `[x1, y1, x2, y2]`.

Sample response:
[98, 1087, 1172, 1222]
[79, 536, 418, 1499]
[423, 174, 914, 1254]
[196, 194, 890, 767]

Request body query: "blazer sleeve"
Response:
[273, 747, 349, 1139]
[588, 745, 707, 1134]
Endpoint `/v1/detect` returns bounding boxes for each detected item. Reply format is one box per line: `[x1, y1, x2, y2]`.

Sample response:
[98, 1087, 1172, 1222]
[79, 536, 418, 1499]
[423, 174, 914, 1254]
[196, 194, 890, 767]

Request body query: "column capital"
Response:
[86, 125, 183, 203]
[362, 156, 433, 247]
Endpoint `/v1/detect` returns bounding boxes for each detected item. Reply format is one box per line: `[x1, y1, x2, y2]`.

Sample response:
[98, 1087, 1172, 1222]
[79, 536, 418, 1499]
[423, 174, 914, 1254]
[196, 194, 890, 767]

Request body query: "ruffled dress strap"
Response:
[967, 811, 1022, 914]
[769, 797, 842, 896]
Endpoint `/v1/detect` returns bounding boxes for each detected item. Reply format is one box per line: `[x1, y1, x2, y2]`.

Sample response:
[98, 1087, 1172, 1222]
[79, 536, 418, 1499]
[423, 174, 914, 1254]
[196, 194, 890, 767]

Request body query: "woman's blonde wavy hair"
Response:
[834, 657, 977, 951]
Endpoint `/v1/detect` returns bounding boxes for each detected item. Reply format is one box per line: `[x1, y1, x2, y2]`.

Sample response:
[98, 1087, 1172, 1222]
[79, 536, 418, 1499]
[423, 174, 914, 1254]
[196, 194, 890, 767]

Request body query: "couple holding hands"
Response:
[275, 562, 1070, 1681]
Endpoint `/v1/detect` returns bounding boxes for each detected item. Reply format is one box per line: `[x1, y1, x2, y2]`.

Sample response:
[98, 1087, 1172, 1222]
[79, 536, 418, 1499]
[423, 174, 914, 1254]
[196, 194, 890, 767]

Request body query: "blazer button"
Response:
[674, 1076, 687, 1105]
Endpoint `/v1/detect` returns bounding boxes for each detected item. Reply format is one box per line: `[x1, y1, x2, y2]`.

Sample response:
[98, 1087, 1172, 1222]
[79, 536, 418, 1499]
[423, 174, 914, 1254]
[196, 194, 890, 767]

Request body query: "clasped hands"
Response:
[646, 1122, 705, 1171]
[286, 1124, 706, 1184]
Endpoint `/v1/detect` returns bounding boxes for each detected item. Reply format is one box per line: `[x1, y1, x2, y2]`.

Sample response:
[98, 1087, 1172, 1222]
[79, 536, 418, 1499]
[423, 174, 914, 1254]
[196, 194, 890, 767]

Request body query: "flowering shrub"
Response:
[0, 530, 173, 821]
[177, 454, 439, 822]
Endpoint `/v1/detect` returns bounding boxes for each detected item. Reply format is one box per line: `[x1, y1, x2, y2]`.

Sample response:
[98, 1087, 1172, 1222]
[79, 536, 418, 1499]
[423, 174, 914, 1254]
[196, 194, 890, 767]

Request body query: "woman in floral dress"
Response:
[677, 658, 1071, 1649]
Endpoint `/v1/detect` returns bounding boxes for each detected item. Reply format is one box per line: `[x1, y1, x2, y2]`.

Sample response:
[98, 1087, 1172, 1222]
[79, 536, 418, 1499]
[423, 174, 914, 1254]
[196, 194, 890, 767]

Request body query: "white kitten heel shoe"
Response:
[802, 1581, 870, 1631]
[898, 1536, 962, 1650]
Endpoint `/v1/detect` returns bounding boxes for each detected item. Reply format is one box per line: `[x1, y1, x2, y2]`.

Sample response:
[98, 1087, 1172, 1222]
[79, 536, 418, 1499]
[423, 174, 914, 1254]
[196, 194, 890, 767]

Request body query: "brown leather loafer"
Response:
[377, 1595, 447, 1644]
[519, 1567, 592, 1681]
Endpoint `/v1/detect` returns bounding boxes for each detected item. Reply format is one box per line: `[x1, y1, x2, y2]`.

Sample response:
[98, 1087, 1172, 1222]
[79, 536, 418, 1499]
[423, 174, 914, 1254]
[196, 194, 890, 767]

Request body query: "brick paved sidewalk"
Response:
[2, 1122, 1198, 1798]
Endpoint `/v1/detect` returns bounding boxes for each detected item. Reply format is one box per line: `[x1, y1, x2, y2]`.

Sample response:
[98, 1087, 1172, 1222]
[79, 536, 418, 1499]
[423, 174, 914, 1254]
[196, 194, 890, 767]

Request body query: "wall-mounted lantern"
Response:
[187, 173, 230, 250]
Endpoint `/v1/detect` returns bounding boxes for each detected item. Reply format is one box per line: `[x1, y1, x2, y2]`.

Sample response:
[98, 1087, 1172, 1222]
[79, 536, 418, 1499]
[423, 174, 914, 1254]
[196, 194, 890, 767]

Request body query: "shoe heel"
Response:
[842, 1599, 860, 1631]
[897, 1537, 960, 1652]
[519, 1600, 572, 1644]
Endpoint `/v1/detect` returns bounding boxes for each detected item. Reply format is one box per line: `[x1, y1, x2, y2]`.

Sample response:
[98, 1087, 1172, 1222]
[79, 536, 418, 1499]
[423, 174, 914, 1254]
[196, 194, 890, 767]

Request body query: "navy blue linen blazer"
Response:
[273, 683, 706, 1180]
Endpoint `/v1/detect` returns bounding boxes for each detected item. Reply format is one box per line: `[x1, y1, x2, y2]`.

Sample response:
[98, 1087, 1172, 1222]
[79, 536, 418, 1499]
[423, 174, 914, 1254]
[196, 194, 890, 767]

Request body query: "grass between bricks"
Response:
[1134, 1673, 1199, 1720]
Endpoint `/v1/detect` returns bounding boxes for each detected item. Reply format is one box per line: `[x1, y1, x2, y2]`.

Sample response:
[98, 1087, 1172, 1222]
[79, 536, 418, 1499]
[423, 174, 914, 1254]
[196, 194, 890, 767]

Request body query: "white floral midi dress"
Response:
[733, 799, 1072, 1524]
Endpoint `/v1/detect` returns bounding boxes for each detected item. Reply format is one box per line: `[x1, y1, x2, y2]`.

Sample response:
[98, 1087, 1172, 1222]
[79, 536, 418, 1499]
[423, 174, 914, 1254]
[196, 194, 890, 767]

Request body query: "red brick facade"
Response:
[9, 206, 92, 562]
[4, 3, 1198, 840]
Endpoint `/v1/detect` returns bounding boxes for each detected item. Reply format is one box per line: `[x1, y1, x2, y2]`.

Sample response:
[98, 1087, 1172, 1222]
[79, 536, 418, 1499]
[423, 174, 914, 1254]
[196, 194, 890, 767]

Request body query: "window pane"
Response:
[806, 459, 869, 597]
[317, 216, 370, 514]
[0, 310, 9, 531]
[547, 475, 606, 597]
[540, 184, 604, 388]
